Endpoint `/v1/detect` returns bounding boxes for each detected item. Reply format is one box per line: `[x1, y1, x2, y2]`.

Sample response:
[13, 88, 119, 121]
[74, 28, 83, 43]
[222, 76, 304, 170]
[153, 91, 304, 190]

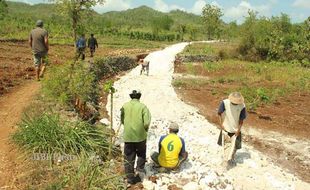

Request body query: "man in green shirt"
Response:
[120, 90, 151, 186]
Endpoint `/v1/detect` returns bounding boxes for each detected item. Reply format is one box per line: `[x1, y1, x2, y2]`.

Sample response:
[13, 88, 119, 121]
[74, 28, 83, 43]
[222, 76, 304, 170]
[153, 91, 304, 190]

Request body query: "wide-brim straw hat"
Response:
[228, 92, 244, 104]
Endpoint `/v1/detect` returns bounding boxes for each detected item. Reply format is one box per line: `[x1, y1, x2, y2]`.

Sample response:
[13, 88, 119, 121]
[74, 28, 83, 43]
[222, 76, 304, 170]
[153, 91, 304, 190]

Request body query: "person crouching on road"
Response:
[151, 122, 188, 170]
[217, 92, 247, 166]
[120, 90, 151, 186]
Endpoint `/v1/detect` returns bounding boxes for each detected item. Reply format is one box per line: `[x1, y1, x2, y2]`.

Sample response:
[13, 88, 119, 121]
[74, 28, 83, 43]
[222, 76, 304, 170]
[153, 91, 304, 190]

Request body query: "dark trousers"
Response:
[124, 140, 146, 183]
[76, 48, 85, 60]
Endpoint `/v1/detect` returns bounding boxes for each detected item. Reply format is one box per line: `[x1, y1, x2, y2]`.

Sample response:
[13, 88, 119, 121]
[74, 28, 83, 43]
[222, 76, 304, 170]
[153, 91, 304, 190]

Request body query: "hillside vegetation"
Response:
[1, 2, 205, 42]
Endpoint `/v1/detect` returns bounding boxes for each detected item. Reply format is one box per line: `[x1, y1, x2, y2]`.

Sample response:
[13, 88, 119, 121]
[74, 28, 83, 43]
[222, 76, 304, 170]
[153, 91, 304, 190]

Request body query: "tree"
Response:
[151, 16, 174, 35]
[222, 21, 238, 41]
[178, 24, 186, 41]
[202, 4, 223, 40]
[0, 0, 8, 19]
[51, 0, 105, 42]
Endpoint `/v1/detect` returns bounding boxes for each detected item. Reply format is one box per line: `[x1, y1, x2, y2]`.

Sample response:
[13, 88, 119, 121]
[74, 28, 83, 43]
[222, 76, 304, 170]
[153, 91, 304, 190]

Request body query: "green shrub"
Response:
[92, 56, 136, 80]
[42, 62, 98, 106]
[238, 12, 309, 62]
[256, 88, 270, 102]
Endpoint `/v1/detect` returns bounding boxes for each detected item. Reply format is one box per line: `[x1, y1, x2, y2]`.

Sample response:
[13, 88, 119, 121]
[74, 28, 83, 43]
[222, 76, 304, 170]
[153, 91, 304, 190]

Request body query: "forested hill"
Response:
[7, 1, 57, 17]
[6, 2, 203, 32]
[101, 5, 203, 30]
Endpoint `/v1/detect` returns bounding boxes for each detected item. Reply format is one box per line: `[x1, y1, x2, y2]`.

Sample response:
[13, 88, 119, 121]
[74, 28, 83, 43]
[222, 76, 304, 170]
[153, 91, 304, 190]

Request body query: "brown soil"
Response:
[174, 62, 310, 182]
[0, 81, 40, 188]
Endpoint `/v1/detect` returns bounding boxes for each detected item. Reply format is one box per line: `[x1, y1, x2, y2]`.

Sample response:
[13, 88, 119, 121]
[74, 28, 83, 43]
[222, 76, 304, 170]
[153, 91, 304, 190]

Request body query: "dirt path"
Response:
[107, 42, 310, 190]
[0, 81, 40, 188]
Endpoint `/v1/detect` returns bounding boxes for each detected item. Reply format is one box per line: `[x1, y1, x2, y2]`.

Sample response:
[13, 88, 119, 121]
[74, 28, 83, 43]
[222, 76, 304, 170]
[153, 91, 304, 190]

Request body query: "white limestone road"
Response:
[106, 42, 310, 190]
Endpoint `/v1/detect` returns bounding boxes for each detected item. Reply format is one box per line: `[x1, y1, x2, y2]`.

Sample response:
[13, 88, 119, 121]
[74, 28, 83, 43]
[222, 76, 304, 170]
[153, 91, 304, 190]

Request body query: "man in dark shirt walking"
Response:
[87, 34, 98, 57]
[29, 20, 49, 81]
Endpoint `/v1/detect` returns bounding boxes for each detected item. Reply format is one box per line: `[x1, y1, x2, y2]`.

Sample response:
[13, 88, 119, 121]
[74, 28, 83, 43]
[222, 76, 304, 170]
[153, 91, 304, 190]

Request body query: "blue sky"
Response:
[10, 0, 310, 23]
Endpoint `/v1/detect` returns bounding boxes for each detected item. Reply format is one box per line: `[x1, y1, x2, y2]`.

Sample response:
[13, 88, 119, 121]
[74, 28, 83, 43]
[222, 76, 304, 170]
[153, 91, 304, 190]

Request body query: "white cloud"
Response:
[210, 1, 222, 8]
[190, 0, 221, 15]
[153, 0, 184, 12]
[94, 0, 132, 13]
[224, 1, 272, 23]
[191, 0, 207, 15]
[293, 0, 310, 8]
[290, 12, 308, 22]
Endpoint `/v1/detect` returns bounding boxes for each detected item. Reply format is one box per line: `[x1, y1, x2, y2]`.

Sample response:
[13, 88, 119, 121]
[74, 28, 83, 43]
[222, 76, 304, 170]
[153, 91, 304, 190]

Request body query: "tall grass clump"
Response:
[12, 113, 125, 189]
[58, 155, 126, 190]
[12, 113, 115, 160]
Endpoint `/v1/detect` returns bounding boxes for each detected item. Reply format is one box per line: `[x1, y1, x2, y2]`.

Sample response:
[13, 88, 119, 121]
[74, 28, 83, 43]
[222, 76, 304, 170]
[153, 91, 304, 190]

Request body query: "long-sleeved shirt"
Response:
[88, 37, 98, 48]
[76, 37, 86, 49]
[120, 99, 151, 142]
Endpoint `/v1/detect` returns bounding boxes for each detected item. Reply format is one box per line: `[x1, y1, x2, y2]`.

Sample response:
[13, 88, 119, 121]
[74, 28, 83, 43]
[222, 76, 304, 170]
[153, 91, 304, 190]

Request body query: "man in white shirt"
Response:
[217, 92, 247, 166]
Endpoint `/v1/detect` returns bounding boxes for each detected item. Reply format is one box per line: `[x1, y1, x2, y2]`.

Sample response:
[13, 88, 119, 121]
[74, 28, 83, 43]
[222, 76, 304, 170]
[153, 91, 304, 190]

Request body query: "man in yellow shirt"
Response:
[151, 122, 188, 170]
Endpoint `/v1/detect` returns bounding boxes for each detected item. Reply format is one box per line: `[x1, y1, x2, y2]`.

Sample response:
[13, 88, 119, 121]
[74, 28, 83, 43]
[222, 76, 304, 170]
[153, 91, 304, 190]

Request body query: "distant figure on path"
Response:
[217, 92, 247, 167]
[87, 34, 98, 57]
[76, 34, 86, 60]
[29, 20, 49, 81]
[151, 122, 188, 171]
[120, 90, 151, 187]
[139, 58, 150, 76]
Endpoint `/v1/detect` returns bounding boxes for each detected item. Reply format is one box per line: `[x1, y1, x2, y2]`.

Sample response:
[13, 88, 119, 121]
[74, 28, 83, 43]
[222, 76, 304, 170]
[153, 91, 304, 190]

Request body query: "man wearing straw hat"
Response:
[120, 90, 151, 186]
[217, 92, 247, 166]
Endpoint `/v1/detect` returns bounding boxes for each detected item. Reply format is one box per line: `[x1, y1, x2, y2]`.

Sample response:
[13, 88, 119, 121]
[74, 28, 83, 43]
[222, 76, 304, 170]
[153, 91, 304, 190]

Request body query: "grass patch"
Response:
[202, 61, 224, 72]
[101, 36, 172, 49]
[172, 78, 209, 88]
[181, 43, 214, 56]
[12, 113, 114, 161]
[180, 42, 239, 58]
[185, 63, 196, 75]
[215, 60, 309, 109]
[175, 58, 310, 110]
[11, 111, 126, 189]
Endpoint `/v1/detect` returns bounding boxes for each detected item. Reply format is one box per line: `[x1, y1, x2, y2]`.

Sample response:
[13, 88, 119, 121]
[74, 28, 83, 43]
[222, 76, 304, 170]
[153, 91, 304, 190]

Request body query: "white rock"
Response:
[143, 181, 155, 190]
[200, 172, 218, 185]
[161, 176, 170, 184]
[99, 118, 110, 126]
[183, 182, 200, 190]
